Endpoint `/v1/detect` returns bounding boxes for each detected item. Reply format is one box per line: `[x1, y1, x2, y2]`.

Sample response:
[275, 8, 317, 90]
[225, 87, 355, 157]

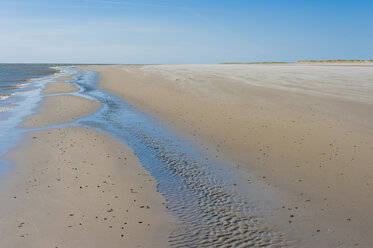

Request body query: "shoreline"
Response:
[0, 70, 175, 247]
[83, 63, 373, 247]
[0, 68, 70, 170]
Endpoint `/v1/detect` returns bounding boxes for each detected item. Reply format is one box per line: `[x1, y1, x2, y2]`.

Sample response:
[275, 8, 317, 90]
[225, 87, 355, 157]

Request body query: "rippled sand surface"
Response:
[73, 70, 295, 247]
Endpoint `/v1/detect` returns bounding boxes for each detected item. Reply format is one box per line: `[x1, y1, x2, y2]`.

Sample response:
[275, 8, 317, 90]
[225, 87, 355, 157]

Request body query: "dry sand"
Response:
[0, 79, 174, 247]
[83, 64, 373, 247]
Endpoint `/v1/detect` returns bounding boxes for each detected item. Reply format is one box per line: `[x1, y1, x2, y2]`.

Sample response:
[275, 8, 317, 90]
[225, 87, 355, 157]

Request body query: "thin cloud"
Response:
[0, 18, 62, 24]
[80, 0, 196, 10]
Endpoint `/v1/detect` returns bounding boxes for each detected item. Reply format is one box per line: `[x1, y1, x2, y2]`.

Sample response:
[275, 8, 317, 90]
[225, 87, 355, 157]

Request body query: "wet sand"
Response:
[84, 64, 373, 247]
[22, 95, 100, 128]
[42, 81, 79, 95]
[0, 78, 174, 247]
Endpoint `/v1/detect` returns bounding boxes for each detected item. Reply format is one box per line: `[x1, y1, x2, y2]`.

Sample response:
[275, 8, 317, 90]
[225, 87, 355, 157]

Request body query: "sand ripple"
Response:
[72, 70, 294, 247]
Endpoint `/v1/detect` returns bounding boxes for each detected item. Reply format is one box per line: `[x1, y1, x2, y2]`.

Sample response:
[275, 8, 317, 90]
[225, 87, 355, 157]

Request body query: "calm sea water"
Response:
[0, 64, 58, 107]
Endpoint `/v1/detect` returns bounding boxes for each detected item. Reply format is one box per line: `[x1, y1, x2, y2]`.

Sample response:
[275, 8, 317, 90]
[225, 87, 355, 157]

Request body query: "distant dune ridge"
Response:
[222, 59, 373, 64]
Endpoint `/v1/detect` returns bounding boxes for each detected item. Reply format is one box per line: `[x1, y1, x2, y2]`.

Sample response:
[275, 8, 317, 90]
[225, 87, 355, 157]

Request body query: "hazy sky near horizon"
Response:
[0, 0, 372, 64]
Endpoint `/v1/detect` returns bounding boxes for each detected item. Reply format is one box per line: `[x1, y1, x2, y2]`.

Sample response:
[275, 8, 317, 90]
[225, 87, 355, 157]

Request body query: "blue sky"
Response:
[0, 0, 372, 64]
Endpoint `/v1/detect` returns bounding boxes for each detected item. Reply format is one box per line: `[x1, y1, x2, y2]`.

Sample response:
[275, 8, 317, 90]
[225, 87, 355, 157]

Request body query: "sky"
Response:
[0, 0, 372, 64]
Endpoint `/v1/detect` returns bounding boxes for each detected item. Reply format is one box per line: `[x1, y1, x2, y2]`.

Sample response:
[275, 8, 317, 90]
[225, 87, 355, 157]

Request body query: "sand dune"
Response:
[84, 64, 373, 247]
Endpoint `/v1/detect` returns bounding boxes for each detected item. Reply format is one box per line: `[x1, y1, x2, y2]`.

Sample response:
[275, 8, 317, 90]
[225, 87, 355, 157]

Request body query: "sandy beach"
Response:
[1, 63, 372, 247]
[83, 63, 373, 247]
[0, 77, 174, 248]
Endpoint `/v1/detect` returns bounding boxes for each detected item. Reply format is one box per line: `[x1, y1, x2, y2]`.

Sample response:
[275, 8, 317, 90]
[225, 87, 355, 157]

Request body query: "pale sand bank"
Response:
[22, 95, 100, 128]
[83, 64, 373, 247]
[0, 79, 174, 247]
[53, 75, 78, 82]
[42, 81, 79, 95]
